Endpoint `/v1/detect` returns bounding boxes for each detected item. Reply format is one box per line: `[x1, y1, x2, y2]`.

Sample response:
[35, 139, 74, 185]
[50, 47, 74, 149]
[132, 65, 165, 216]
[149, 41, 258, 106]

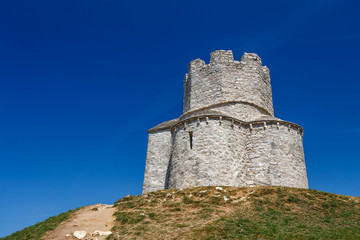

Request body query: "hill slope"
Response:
[2, 186, 360, 239]
[1, 204, 114, 240]
[109, 186, 360, 240]
[1, 208, 81, 240]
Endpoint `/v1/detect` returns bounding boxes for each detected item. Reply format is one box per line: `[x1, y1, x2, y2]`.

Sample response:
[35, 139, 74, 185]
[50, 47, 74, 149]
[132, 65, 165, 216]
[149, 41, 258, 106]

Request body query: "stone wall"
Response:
[167, 116, 308, 189]
[246, 122, 308, 188]
[142, 130, 172, 193]
[183, 51, 274, 116]
[167, 117, 248, 188]
[180, 102, 270, 122]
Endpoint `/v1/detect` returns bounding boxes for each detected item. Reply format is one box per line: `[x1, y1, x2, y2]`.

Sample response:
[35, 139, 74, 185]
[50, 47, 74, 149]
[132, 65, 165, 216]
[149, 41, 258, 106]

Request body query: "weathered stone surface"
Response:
[183, 51, 273, 116]
[142, 50, 308, 194]
[92, 230, 112, 236]
[181, 102, 269, 122]
[142, 130, 172, 193]
[167, 117, 307, 189]
[73, 231, 87, 239]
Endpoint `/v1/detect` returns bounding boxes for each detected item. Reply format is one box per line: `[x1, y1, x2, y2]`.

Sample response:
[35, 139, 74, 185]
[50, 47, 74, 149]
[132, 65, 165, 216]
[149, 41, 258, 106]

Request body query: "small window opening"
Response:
[189, 131, 193, 149]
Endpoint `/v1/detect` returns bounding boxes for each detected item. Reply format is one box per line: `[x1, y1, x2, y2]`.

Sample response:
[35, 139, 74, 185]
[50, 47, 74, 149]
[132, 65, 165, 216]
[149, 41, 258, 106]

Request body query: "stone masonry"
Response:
[142, 50, 308, 194]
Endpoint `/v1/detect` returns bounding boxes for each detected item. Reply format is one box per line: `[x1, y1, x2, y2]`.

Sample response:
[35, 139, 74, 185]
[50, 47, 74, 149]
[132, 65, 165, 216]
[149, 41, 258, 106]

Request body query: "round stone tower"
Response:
[183, 50, 273, 120]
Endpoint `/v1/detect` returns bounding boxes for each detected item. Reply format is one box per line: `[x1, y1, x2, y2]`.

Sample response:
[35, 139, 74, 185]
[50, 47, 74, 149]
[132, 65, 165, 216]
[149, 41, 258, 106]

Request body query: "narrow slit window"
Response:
[189, 131, 193, 149]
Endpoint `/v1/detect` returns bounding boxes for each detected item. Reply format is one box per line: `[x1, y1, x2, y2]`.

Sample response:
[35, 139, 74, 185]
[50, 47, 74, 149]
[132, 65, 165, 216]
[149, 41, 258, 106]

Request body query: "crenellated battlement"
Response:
[210, 50, 234, 64]
[240, 52, 262, 65]
[187, 51, 266, 75]
[184, 50, 274, 116]
[188, 58, 206, 74]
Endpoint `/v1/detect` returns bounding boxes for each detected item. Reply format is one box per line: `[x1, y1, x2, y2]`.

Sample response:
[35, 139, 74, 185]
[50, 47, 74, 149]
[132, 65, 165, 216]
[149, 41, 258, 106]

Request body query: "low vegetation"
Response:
[1, 208, 81, 240]
[107, 186, 360, 240]
[2, 187, 359, 239]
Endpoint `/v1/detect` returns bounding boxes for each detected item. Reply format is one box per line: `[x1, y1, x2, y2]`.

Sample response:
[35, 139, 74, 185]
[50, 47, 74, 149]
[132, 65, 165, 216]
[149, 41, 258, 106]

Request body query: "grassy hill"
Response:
[2, 186, 360, 240]
[1, 208, 81, 240]
[108, 186, 360, 240]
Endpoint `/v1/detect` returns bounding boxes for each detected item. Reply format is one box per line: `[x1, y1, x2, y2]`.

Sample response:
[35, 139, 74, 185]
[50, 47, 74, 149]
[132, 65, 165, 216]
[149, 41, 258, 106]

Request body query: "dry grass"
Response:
[107, 186, 360, 240]
[3, 186, 359, 240]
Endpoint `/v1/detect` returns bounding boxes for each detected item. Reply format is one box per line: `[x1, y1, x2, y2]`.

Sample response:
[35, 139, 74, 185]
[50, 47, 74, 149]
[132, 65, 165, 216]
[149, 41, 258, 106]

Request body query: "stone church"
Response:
[142, 50, 308, 194]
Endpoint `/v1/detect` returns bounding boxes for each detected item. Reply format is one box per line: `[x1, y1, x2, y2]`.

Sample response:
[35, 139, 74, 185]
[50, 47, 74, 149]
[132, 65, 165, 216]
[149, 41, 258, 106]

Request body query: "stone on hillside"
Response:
[92, 230, 112, 236]
[91, 203, 113, 211]
[73, 230, 87, 239]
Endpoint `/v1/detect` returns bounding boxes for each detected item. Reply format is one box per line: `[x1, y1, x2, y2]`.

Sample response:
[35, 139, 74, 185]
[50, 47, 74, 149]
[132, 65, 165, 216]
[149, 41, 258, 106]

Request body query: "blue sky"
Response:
[1, 0, 360, 237]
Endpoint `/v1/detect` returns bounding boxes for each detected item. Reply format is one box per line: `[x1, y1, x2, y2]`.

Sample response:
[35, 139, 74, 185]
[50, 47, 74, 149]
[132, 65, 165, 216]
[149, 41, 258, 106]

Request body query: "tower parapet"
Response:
[183, 50, 274, 117]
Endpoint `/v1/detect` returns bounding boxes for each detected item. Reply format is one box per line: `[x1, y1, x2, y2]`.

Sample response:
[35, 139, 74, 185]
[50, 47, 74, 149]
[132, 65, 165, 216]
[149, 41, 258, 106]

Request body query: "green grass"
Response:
[4, 186, 360, 240]
[109, 186, 360, 240]
[200, 188, 360, 239]
[113, 211, 146, 224]
[1, 208, 81, 240]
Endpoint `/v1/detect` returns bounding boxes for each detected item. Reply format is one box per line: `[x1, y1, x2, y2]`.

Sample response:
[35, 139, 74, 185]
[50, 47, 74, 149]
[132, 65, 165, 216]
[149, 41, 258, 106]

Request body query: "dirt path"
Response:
[42, 204, 115, 240]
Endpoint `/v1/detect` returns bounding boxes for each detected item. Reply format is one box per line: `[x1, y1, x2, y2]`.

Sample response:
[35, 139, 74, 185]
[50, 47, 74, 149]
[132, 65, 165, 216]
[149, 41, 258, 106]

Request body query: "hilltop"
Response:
[2, 186, 360, 239]
[109, 186, 360, 239]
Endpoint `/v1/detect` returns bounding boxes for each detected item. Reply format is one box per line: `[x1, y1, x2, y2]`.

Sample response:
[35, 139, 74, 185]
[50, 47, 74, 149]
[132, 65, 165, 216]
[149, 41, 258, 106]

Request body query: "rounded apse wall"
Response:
[167, 117, 248, 189]
[166, 117, 308, 189]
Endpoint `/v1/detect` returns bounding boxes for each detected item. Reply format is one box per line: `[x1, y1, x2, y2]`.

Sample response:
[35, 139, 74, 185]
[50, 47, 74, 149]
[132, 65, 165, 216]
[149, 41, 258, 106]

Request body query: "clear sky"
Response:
[1, 0, 360, 237]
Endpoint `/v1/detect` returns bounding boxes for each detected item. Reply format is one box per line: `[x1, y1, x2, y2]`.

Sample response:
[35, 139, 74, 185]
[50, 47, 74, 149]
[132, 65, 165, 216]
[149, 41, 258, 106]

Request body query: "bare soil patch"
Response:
[42, 204, 115, 240]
